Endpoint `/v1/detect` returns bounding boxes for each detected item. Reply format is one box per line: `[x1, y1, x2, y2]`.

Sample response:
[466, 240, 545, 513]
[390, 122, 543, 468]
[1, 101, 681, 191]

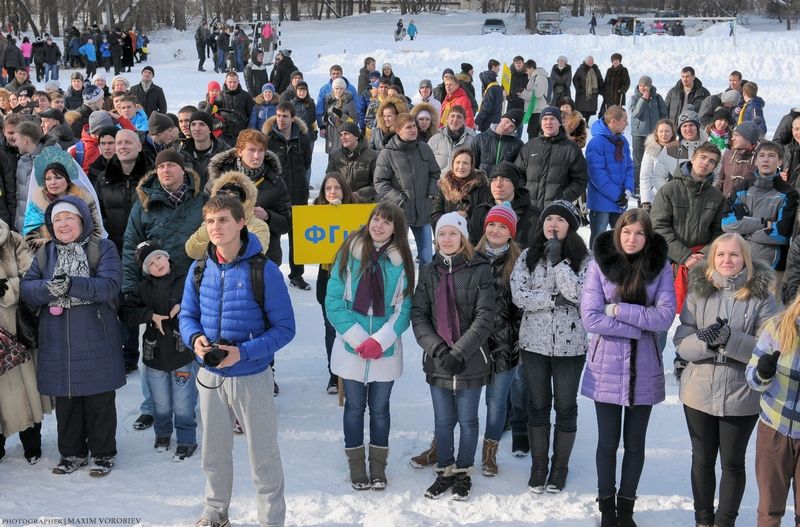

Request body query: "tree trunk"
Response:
[13, 0, 40, 36]
[571, 0, 578, 17]
[174, 0, 186, 29]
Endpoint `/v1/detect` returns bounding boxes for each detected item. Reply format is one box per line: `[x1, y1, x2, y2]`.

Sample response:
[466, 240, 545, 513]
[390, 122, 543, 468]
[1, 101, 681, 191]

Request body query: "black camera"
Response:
[203, 338, 233, 368]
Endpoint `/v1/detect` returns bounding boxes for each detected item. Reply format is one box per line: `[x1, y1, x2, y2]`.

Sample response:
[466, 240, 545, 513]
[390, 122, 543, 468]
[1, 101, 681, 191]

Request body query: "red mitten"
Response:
[355, 338, 383, 360]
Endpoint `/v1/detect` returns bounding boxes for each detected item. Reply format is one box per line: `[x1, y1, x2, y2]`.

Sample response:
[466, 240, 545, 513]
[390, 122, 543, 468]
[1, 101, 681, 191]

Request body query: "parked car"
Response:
[536, 12, 562, 34]
[482, 18, 507, 35]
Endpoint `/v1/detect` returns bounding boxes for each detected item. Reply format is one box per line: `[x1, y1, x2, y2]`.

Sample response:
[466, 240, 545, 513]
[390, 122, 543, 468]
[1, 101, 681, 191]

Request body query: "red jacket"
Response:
[68, 116, 135, 173]
[440, 87, 475, 130]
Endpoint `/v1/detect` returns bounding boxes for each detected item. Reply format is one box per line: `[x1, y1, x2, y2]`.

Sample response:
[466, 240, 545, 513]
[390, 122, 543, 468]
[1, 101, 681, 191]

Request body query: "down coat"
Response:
[580, 231, 676, 406]
[430, 169, 492, 228]
[412, 252, 496, 390]
[484, 249, 520, 373]
[262, 115, 312, 205]
[674, 260, 777, 416]
[325, 138, 378, 202]
[21, 196, 125, 397]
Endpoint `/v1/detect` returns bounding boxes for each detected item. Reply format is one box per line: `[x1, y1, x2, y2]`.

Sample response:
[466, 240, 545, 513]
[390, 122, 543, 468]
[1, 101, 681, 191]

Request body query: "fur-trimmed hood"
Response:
[410, 101, 440, 130]
[261, 115, 309, 138]
[688, 258, 773, 300]
[594, 229, 669, 285]
[437, 169, 488, 203]
[209, 170, 258, 214]
[376, 95, 409, 133]
[206, 147, 282, 184]
[254, 93, 278, 106]
[135, 166, 203, 211]
[644, 133, 667, 158]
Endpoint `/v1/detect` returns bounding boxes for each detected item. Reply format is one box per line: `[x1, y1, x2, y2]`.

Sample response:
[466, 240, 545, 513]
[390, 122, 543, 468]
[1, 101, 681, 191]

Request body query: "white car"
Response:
[482, 18, 507, 35]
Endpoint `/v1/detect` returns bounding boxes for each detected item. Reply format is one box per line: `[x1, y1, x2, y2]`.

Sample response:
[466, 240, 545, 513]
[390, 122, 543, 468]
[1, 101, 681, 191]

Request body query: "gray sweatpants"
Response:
[198, 367, 286, 527]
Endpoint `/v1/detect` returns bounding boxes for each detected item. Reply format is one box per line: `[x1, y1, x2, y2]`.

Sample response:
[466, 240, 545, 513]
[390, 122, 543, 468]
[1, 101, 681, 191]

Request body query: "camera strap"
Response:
[197, 370, 227, 390]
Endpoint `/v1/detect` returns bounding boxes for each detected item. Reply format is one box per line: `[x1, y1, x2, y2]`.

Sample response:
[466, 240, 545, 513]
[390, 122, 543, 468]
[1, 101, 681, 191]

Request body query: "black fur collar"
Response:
[594, 230, 669, 285]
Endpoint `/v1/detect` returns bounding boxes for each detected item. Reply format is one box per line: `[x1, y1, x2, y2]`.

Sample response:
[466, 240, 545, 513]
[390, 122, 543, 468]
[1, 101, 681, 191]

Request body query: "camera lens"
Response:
[204, 346, 228, 367]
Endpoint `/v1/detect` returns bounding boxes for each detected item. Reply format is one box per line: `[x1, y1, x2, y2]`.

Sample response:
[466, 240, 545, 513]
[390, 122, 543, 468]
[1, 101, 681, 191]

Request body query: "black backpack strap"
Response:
[85, 236, 101, 275]
[193, 258, 207, 294]
[249, 253, 265, 308]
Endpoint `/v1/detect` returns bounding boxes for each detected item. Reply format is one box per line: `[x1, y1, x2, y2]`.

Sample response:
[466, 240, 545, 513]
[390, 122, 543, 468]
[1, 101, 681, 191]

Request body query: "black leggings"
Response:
[595, 402, 652, 498]
[684, 405, 758, 526]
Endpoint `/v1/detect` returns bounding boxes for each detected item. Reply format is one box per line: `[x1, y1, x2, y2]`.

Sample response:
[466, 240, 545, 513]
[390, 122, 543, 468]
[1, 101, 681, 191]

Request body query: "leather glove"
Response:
[756, 350, 781, 380]
[553, 294, 576, 308]
[440, 352, 465, 375]
[544, 236, 562, 266]
[0, 277, 8, 298]
[332, 107, 343, 118]
[732, 202, 750, 221]
[355, 338, 382, 360]
[616, 192, 628, 208]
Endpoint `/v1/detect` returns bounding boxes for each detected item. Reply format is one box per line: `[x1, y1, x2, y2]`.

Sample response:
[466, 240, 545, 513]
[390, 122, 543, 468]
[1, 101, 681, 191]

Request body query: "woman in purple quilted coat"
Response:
[580, 208, 676, 527]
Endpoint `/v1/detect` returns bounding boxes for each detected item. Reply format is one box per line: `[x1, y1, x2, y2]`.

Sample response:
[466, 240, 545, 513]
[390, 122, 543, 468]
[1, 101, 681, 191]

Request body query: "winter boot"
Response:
[511, 434, 529, 457]
[424, 464, 455, 499]
[451, 466, 473, 501]
[597, 495, 617, 527]
[617, 495, 637, 527]
[527, 425, 550, 493]
[481, 438, 499, 476]
[410, 437, 437, 468]
[546, 429, 576, 493]
[368, 444, 389, 490]
[345, 445, 370, 490]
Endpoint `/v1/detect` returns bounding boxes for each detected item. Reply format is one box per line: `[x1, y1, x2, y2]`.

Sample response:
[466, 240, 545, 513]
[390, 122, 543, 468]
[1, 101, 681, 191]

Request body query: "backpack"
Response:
[191, 253, 269, 326]
[536, 73, 554, 105]
[216, 107, 247, 142]
[73, 141, 85, 167]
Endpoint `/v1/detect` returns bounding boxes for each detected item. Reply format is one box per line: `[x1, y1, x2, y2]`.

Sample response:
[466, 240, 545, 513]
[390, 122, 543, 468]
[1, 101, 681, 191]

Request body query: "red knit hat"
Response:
[207, 80, 221, 92]
[484, 202, 518, 239]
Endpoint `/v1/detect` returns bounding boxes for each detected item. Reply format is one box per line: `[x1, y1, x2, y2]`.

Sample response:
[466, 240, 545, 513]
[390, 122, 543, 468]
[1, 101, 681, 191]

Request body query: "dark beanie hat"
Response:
[135, 240, 169, 274]
[489, 161, 522, 188]
[460, 63, 473, 73]
[149, 111, 175, 135]
[712, 107, 733, 125]
[442, 68, 454, 78]
[142, 65, 155, 76]
[296, 81, 309, 91]
[540, 199, 581, 231]
[540, 106, 563, 124]
[502, 109, 524, 129]
[339, 121, 362, 138]
[190, 111, 214, 130]
[154, 148, 185, 169]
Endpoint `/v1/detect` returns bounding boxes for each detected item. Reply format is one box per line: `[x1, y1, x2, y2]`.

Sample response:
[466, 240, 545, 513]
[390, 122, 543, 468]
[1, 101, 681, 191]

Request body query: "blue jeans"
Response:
[216, 49, 226, 71]
[44, 63, 59, 81]
[409, 224, 432, 265]
[430, 385, 482, 469]
[342, 379, 394, 448]
[484, 369, 514, 441]
[589, 211, 621, 251]
[510, 363, 529, 437]
[234, 48, 244, 71]
[145, 362, 199, 445]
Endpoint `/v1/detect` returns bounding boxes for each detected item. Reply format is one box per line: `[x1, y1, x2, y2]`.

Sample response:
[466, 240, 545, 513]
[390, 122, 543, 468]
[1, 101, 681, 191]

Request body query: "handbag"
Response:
[0, 325, 32, 375]
[16, 301, 38, 350]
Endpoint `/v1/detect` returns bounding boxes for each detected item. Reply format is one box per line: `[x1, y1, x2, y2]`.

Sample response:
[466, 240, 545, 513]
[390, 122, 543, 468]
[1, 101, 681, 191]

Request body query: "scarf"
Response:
[434, 253, 467, 347]
[605, 134, 625, 161]
[352, 243, 388, 317]
[447, 126, 465, 143]
[236, 157, 268, 183]
[162, 178, 190, 206]
[485, 243, 509, 258]
[49, 240, 93, 310]
[585, 68, 598, 98]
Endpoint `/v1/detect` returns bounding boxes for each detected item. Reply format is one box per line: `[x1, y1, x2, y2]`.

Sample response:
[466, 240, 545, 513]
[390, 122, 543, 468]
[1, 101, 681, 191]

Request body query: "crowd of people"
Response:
[2, 23, 800, 526]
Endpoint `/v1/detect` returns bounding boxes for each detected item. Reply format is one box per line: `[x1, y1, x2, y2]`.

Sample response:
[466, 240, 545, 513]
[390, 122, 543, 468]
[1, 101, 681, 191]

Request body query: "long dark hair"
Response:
[313, 172, 358, 205]
[335, 203, 415, 297]
[526, 218, 588, 274]
[613, 208, 656, 305]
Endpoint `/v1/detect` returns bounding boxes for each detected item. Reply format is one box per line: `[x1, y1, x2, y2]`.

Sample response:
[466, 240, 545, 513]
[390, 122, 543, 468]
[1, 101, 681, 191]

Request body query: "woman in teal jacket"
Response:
[325, 202, 415, 491]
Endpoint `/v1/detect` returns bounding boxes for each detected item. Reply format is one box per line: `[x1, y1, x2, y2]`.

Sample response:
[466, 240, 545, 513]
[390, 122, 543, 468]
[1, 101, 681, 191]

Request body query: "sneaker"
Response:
[154, 437, 170, 452]
[289, 276, 311, 290]
[424, 473, 455, 499]
[233, 420, 244, 435]
[326, 375, 338, 394]
[24, 448, 42, 465]
[511, 434, 530, 457]
[133, 414, 154, 430]
[88, 456, 115, 477]
[451, 470, 472, 501]
[52, 456, 89, 475]
[195, 518, 230, 527]
[172, 444, 198, 462]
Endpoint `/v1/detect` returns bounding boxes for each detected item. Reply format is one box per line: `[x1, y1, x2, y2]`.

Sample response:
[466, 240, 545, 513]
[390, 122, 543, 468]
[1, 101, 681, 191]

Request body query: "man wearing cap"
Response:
[179, 111, 229, 187]
[326, 121, 378, 202]
[278, 70, 305, 103]
[428, 104, 475, 170]
[713, 120, 760, 199]
[698, 87, 741, 129]
[269, 49, 297, 96]
[69, 83, 108, 137]
[629, 75, 667, 190]
[411, 79, 442, 116]
[40, 108, 77, 149]
[475, 67, 505, 133]
[665, 66, 711, 127]
[142, 111, 180, 168]
[64, 72, 86, 111]
[129, 66, 167, 118]
[472, 109, 524, 175]
[244, 49, 269, 98]
[514, 106, 588, 214]
[468, 161, 538, 247]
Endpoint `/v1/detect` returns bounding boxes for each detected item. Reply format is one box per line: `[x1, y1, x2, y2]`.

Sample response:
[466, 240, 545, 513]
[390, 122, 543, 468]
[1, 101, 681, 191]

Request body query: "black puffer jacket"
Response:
[325, 139, 378, 202]
[468, 187, 539, 247]
[207, 148, 291, 265]
[471, 127, 523, 175]
[262, 115, 312, 205]
[485, 250, 519, 374]
[514, 128, 588, 213]
[270, 55, 297, 95]
[179, 136, 230, 187]
[412, 252, 496, 390]
[96, 152, 150, 253]
[550, 63, 572, 104]
[217, 84, 255, 144]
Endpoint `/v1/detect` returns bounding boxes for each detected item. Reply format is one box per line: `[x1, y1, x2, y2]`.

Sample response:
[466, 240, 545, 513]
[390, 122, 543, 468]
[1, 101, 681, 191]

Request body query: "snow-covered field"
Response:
[2, 11, 800, 526]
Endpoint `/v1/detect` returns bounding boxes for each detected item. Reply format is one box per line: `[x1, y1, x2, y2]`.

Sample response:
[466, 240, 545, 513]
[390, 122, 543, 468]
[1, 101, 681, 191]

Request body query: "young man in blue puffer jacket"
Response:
[179, 195, 295, 527]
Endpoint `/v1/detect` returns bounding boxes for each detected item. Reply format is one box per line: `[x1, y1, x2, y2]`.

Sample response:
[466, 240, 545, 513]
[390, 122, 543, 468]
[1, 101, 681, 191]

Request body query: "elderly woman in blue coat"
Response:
[326, 203, 415, 491]
[21, 195, 124, 478]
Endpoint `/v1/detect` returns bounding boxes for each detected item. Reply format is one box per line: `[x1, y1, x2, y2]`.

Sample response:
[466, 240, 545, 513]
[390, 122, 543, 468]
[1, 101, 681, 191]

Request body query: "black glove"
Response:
[695, 317, 728, 348]
[756, 350, 781, 380]
[544, 236, 562, 266]
[0, 277, 8, 298]
[440, 352, 465, 376]
[616, 192, 628, 208]
[332, 107, 343, 118]
[732, 202, 750, 221]
[553, 294, 576, 308]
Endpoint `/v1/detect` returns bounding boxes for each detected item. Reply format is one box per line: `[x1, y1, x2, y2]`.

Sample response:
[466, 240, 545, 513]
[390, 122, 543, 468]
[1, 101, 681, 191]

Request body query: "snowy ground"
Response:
[2, 11, 800, 526]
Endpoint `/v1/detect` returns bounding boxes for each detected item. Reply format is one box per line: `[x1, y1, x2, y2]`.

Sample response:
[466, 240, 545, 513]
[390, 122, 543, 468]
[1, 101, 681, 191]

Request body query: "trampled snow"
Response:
[1, 11, 799, 526]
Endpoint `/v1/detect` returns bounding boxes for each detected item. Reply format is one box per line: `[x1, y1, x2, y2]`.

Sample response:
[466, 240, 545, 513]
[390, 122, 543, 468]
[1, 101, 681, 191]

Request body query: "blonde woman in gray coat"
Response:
[674, 232, 777, 527]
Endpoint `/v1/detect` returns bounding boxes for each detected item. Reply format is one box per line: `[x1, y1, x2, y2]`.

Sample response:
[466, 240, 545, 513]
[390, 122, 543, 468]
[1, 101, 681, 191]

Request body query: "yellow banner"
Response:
[291, 203, 376, 264]
[500, 63, 512, 94]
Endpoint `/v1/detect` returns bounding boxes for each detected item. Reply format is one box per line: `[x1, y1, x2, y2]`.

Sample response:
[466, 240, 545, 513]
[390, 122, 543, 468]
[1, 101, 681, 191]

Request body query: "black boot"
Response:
[597, 495, 616, 527]
[526, 425, 550, 493]
[617, 495, 637, 527]
[546, 429, 576, 493]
